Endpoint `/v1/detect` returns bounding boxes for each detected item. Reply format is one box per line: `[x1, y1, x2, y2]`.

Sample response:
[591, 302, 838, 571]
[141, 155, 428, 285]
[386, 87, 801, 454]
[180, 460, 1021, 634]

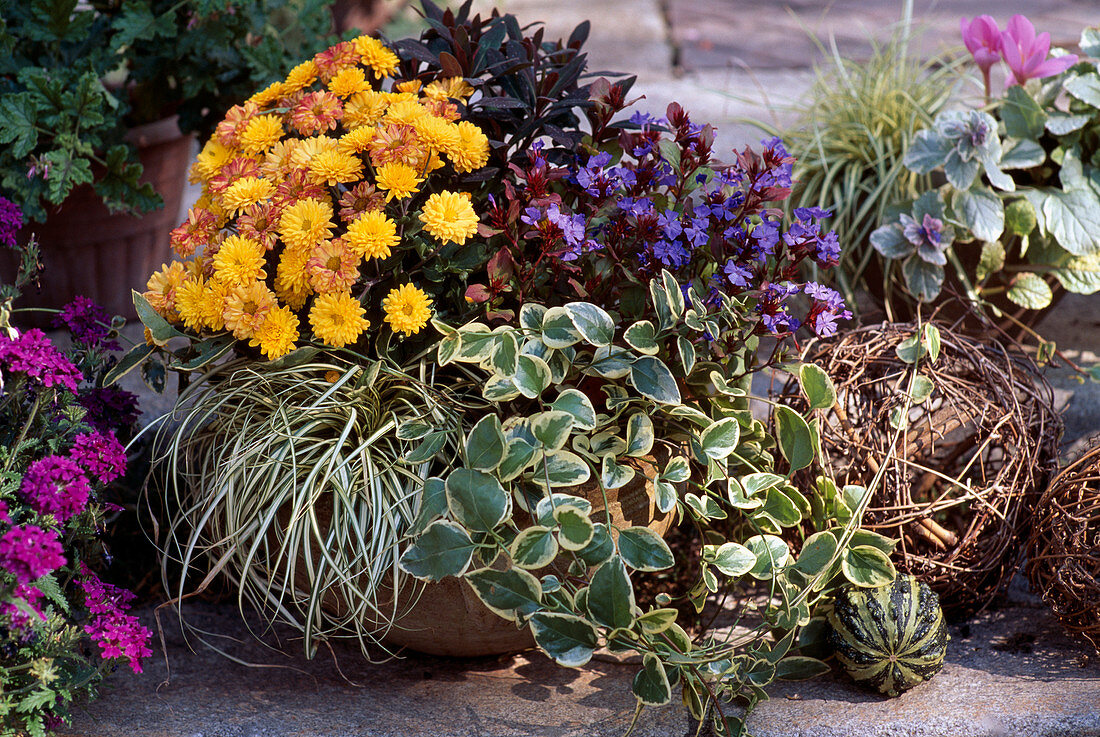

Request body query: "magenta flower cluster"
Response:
[69, 431, 128, 485]
[961, 14, 1078, 89]
[0, 328, 83, 393]
[20, 456, 92, 522]
[77, 566, 153, 674]
[53, 295, 120, 351]
[0, 195, 21, 249]
[0, 525, 66, 585]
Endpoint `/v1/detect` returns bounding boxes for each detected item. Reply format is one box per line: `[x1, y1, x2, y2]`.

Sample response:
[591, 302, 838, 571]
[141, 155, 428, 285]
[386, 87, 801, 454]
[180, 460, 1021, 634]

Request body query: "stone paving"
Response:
[60, 1, 1100, 735]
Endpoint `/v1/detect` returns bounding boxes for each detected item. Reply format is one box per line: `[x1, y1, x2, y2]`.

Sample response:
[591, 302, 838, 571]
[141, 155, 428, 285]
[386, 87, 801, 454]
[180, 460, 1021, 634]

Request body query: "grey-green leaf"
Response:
[465, 567, 543, 622]
[774, 406, 814, 471]
[445, 468, 511, 531]
[954, 187, 1004, 243]
[465, 414, 506, 471]
[530, 612, 598, 667]
[587, 555, 635, 629]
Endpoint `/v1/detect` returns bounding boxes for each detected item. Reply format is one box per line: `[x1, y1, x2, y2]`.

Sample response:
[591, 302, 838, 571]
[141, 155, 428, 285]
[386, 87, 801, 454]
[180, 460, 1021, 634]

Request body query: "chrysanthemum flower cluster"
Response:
[145, 35, 491, 359]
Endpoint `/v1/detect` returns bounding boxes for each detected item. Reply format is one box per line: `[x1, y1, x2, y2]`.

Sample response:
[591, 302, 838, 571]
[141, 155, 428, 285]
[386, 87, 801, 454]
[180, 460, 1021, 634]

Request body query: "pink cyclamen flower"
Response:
[960, 15, 1002, 73]
[1000, 14, 1078, 86]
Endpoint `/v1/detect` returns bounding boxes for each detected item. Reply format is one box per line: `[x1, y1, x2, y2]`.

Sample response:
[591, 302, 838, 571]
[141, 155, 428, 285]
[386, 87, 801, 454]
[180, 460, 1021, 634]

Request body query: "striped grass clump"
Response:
[780, 29, 964, 314]
[154, 354, 463, 659]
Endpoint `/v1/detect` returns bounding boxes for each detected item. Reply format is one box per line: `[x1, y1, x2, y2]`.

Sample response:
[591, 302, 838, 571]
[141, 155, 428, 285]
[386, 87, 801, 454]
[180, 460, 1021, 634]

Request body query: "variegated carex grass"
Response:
[772, 25, 965, 315]
[152, 353, 464, 660]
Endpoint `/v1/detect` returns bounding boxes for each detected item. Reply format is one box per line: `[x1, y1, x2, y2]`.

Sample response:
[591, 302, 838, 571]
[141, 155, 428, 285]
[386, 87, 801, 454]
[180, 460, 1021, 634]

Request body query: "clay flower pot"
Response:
[5, 116, 193, 322]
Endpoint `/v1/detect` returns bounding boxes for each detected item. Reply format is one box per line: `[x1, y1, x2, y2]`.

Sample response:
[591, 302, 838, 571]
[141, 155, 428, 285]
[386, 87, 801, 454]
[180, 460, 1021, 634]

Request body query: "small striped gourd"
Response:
[827, 574, 948, 696]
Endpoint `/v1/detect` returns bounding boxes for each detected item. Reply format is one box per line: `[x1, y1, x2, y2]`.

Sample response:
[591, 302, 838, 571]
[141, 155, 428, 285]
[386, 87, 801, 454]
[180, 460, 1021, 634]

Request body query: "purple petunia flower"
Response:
[0, 525, 66, 585]
[20, 456, 91, 522]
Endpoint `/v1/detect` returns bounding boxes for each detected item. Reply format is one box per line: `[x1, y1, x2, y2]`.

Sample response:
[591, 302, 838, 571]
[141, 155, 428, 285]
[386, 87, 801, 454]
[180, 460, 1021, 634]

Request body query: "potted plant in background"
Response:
[0, 0, 337, 321]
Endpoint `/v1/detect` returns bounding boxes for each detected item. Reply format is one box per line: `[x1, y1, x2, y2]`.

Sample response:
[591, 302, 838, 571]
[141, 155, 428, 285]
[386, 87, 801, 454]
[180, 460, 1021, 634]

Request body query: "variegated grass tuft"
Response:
[770, 25, 966, 315]
[153, 353, 464, 660]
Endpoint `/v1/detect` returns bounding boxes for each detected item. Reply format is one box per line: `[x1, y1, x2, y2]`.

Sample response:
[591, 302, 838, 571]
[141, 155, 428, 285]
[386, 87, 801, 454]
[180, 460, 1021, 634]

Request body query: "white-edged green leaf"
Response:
[510, 526, 559, 569]
[490, 330, 519, 376]
[513, 354, 552, 398]
[793, 531, 838, 576]
[636, 608, 679, 635]
[553, 505, 595, 550]
[530, 450, 591, 487]
[577, 522, 614, 565]
[410, 477, 448, 534]
[744, 534, 791, 580]
[841, 544, 896, 587]
[624, 320, 659, 355]
[398, 520, 476, 580]
[535, 493, 592, 525]
[909, 375, 935, 404]
[661, 456, 690, 483]
[541, 306, 583, 348]
[565, 302, 615, 346]
[653, 480, 678, 514]
[587, 344, 633, 379]
[405, 431, 449, 464]
[550, 389, 597, 430]
[630, 356, 681, 405]
[587, 555, 635, 629]
[601, 455, 636, 489]
[465, 414, 506, 471]
[700, 417, 740, 460]
[774, 406, 814, 471]
[709, 542, 756, 577]
[456, 323, 494, 360]
[465, 567, 542, 622]
[520, 303, 547, 330]
[617, 526, 675, 572]
[498, 438, 537, 482]
[531, 410, 575, 451]
[625, 413, 655, 457]
[677, 336, 696, 375]
[798, 363, 836, 410]
[530, 612, 598, 667]
[632, 653, 672, 706]
[483, 374, 522, 402]
[437, 332, 462, 365]
[445, 468, 511, 531]
[661, 270, 685, 317]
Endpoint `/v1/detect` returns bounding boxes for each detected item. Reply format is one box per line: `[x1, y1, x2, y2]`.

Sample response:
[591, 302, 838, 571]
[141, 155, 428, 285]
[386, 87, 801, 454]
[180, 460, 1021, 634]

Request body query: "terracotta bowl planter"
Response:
[298, 454, 676, 658]
[3, 116, 193, 323]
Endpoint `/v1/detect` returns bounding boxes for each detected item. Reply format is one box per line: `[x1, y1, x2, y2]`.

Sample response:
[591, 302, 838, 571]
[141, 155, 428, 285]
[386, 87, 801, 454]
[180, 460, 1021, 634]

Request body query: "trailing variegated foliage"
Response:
[397, 271, 895, 731]
[828, 574, 948, 696]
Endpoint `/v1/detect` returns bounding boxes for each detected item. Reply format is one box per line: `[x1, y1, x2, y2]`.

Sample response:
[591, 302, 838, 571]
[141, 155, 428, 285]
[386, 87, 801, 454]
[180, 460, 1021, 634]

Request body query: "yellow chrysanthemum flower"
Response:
[309, 292, 370, 348]
[221, 176, 275, 215]
[279, 197, 335, 252]
[385, 91, 419, 105]
[307, 149, 364, 186]
[275, 248, 312, 310]
[419, 191, 479, 245]
[447, 120, 491, 173]
[259, 139, 301, 179]
[144, 262, 189, 320]
[248, 80, 287, 107]
[190, 138, 234, 184]
[374, 162, 422, 201]
[202, 279, 232, 331]
[307, 239, 361, 294]
[212, 234, 267, 286]
[384, 99, 429, 127]
[344, 90, 389, 128]
[289, 135, 339, 169]
[250, 305, 299, 359]
[353, 35, 399, 79]
[338, 126, 375, 155]
[328, 66, 370, 98]
[382, 283, 433, 337]
[239, 115, 285, 156]
[345, 210, 399, 259]
[424, 77, 475, 102]
[176, 276, 209, 332]
[222, 281, 277, 340]
[413, 115, 460, 153]
[394, 79, 423, 94]
[284, 59, 320, 92]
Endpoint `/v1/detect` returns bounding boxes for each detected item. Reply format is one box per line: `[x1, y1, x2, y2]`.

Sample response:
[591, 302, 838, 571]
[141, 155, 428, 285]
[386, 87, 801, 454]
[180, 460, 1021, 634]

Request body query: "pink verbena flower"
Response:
[77, 567, 152, 674]
[0, 196, 22, 249]
[961, 15, 1002, 74]
[20, 455, 91, 522]
[0, 525, 66, 584]
[0, 583, 46, 634]
[1001, 15, 1078, 86]
[53, 296, 120, 351]
[0, 329, 82, 393]
[69, 431, 128, 485]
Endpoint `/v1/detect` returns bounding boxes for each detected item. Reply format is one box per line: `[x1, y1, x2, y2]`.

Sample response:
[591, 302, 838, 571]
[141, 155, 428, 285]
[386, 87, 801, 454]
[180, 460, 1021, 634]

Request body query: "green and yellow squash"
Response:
[827, 574, 948, 696]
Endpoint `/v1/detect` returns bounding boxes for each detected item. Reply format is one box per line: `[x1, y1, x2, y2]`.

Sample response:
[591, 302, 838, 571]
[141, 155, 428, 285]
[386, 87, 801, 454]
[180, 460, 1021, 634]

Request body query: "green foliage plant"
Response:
[0, 0, 337, 222]
[871, 23, 1100, 331]
[775, 24, 962, 315]
[396, 273, 898, 734]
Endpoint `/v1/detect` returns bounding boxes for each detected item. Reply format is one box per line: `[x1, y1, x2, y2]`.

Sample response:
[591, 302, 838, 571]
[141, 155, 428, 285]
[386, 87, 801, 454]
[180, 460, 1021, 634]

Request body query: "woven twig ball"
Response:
[1027, 441, 1100, 654]
[780, 322, 1061, 617]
